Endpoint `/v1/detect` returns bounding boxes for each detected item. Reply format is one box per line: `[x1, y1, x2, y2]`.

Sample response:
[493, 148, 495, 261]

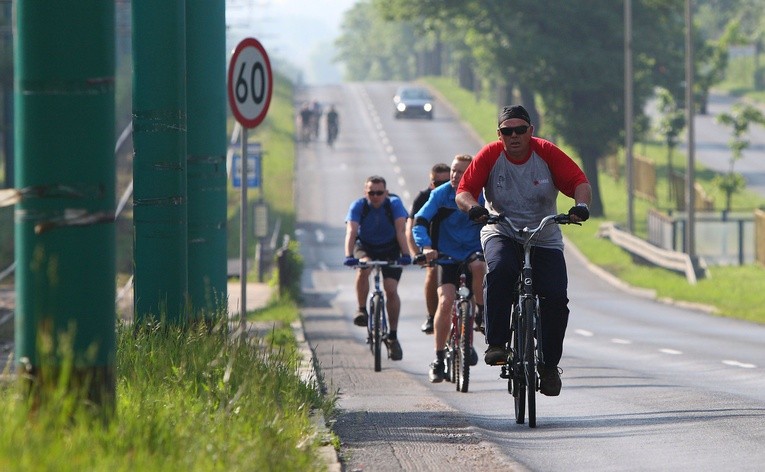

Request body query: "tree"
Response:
[714, 103, 765, 212]
[655, 87, 686, 204]
[340, 0, 709, 219]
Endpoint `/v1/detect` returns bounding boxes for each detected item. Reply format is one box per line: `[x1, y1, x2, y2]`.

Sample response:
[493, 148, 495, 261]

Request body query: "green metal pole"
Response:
[132, 0, 188, 325]
[186, 0, 227, 323]
[15, 0, 116, 412]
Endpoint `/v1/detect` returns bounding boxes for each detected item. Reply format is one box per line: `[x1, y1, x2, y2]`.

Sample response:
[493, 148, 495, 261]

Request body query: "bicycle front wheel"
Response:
[371, 293, 383, 372]
[511, 303, 525, 424]
[456, 300, 472, 393]
[522, 297, 537, 428]
[445, 324, 456, 384]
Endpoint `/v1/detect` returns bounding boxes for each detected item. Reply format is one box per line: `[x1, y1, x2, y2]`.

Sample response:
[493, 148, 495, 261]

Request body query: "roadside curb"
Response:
[291, 319, 342, 472]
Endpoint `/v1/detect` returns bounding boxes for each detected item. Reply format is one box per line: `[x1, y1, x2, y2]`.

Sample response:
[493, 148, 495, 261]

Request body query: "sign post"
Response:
[227, 38, 272, 328]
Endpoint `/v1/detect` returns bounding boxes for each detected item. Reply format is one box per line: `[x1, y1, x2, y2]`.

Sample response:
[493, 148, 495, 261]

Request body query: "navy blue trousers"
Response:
[482, 236, 570, 367]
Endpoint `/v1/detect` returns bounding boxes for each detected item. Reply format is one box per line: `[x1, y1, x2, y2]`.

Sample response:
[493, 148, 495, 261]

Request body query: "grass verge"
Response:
[0, 304, 332, 471]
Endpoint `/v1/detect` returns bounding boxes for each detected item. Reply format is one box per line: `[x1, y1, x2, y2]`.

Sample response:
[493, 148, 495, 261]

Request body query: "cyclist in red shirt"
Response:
[455, 105, 591, 396]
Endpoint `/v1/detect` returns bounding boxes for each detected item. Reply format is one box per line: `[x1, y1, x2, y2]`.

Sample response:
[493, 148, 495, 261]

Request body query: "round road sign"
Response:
[228, 38, 273, 129]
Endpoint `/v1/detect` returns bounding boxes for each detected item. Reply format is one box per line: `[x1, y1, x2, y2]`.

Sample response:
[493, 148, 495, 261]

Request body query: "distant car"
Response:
[393, 86, 434, 120]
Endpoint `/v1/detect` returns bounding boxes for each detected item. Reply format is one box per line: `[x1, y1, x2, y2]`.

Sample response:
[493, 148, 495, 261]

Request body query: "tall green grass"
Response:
[1, 307, 331, 471]
[422, 76, 765, 324]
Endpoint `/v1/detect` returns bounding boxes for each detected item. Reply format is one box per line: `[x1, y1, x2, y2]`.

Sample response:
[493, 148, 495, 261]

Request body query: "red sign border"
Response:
[227, 37, 273, 129]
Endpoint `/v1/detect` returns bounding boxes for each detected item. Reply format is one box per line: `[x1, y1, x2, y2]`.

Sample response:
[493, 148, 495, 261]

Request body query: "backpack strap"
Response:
[360, 197, 395, 227]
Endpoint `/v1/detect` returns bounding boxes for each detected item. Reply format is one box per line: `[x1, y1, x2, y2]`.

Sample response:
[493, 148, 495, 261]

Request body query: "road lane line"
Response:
[722, 360, 756, 369]
[659, 348, 682, 355]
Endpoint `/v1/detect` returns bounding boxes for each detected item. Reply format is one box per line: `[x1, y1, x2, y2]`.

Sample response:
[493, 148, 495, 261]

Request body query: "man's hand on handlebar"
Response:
[567, 203, 590, 223]
[343, 256, 359, 267]
[468, 205, 490, 223]
[414, 248, 440, 266]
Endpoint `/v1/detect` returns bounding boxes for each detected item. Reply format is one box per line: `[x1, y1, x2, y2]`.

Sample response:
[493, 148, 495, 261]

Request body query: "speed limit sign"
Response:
[228, 38, 273, 129]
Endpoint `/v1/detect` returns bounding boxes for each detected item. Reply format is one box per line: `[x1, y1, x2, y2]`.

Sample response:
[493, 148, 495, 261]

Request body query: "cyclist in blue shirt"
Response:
[344, 175, 412, 360]
[413, 154, 486, 382]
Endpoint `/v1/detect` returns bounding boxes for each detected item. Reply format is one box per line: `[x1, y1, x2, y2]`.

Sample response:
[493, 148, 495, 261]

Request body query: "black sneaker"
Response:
[538, 364, 562, 396]
[428, 360, 445, 383]
[421, 316, 434, 334]
[469, 346, 478, 366]
[353, 308, 368, 327]
[385, 338, 403, 361]
[474, 308, 485, 333]
[484, 345, 509, 365]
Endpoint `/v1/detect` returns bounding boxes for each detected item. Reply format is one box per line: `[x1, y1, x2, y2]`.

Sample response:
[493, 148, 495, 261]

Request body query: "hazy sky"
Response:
[226, 0, 359, 84]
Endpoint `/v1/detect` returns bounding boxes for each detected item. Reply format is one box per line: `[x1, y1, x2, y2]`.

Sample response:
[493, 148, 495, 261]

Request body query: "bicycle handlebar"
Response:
[413, 252, 482, 267]
[485, 212, 580, 236]
[353, 260, 402, 269]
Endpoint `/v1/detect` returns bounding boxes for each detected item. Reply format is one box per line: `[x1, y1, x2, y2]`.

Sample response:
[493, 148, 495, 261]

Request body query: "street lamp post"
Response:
[685, 0, 697, 264]
[625, 0, 634, 233]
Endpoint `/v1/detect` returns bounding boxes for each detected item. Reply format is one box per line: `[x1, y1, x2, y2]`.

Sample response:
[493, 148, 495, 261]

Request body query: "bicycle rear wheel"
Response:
[371, 293, 383, 372]
[456, 300, 472, 393]
[522, 297, 537, 428]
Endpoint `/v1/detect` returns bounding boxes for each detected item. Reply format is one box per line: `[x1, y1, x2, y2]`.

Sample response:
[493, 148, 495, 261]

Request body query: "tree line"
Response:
[335, 0, 765, 218]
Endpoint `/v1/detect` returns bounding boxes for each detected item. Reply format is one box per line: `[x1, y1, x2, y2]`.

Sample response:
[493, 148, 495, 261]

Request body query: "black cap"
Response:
[498, 105, 531, 125]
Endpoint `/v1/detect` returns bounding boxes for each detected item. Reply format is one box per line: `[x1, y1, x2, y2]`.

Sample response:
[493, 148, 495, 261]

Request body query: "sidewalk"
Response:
[226, 280, 273, 316]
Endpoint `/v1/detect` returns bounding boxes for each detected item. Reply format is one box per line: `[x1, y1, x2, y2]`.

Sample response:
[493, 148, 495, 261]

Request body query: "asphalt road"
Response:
[295, 82, 765, 471]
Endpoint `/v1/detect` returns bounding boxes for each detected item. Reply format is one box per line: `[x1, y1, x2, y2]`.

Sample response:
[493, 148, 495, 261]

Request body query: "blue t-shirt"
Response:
[346, 195, 408, 246]
[413, 183, 484, 261]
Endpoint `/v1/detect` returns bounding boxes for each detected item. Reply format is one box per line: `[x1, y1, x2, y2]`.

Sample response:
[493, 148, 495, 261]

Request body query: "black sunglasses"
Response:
[433, 180, 448, 187]
[498, 125, 530, 136]
[367, 190, 385, 196]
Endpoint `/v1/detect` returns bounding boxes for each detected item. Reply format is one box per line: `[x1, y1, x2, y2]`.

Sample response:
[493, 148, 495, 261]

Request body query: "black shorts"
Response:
[437, 253, 485, 293]
[353, 239, 403, 281]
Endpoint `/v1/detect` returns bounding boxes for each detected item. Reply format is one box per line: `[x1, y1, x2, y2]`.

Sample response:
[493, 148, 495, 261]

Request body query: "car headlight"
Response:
[397, 103, 407, 112]
[423, 103, 433, 112]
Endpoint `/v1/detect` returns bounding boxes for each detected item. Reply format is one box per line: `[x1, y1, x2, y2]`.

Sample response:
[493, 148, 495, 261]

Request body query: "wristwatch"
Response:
[576, 203, 588, 210]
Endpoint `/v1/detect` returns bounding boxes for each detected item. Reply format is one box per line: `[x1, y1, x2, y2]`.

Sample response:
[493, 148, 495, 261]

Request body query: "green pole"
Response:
[186, 0, 227, 323]
[14, 1, 116, 412]
[132, 0, 188, 325]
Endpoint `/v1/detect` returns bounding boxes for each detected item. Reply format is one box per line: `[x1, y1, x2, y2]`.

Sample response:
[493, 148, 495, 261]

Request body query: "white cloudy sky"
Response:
[226, 0, 359, 84]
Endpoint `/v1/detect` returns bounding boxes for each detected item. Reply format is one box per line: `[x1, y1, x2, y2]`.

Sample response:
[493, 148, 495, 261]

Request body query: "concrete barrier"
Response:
[598, 222, 706, 284]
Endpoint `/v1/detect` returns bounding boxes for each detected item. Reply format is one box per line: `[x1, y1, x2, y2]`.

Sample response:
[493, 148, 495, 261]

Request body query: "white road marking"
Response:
[722, 360, 757, 369]
[611, 338, 632, 344]
[574, 329, 594, 337]
[659, 348, 682, 355]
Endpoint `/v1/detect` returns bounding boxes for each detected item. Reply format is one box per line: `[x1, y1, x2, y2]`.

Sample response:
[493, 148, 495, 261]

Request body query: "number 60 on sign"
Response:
[227, 37, 273, 129]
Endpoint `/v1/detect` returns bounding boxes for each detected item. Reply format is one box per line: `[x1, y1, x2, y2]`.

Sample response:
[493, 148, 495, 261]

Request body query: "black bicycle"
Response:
[353, 260, 398, 372]
[488, 213, 580, 427]
[415, 253, 481, 392]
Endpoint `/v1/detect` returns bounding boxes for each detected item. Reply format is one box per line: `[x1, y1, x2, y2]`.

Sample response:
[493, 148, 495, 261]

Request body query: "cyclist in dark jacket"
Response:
[406, 163, 450, 334]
